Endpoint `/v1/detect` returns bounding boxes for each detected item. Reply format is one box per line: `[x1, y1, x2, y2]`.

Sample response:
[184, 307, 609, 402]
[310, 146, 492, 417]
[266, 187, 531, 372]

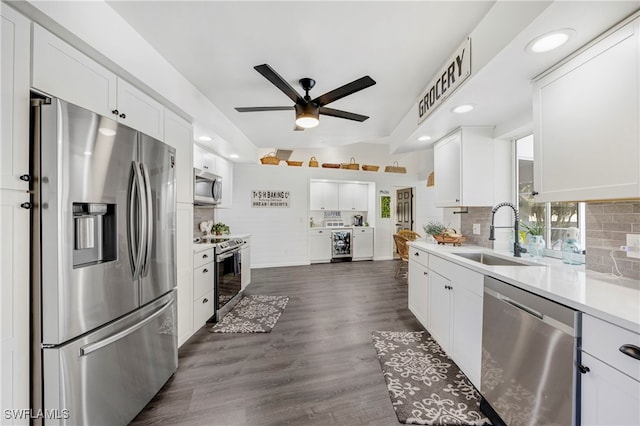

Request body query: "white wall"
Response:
[218, 163, 426, 267]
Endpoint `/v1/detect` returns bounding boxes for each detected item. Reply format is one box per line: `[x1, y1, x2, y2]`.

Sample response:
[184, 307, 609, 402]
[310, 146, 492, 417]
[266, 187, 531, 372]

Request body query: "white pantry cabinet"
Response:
[32, 24, 164, 140]
[533, 17, 640, 202]
[352, 227, 374, 260]
[164, 109, 193, 204]
[338, 183, 368, 211]
[309, 181, 339, 211]
[0, 190, 30, 425]
[580, 314, 640, 425]
[433, 127, 495, 208]
[408, 247, 429, 329]
[1, 5, 30, 192]
[176, 203, 194, 347]
[426, 255, 484, 388]
[309, 228, 331, 263]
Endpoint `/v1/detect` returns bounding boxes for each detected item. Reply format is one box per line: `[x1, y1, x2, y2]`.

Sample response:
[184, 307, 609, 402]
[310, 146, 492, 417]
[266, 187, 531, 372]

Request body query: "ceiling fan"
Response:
[235, 64, 376, 130]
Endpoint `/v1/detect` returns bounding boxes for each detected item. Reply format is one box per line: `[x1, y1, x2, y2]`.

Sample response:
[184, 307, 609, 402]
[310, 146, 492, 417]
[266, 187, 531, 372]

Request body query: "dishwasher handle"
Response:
[498, 294, 544, 320]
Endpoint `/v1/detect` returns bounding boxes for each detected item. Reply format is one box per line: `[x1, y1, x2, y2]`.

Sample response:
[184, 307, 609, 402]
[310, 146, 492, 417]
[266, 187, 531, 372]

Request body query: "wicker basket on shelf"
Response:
[321, 163, 340, 169]
[260, 152, 280, 165]
[341, 157, 359, 170]
[384, 161, 406, 173]
[286, 160, 303, 166]
[362, 164, 379, 172]
[427, 172, 435, 187]
[308, 156, 319, 167]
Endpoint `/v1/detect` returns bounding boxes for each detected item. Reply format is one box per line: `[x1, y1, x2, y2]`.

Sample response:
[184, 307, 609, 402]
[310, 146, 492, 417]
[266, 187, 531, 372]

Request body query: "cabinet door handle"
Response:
[619, 344, 640, 360]
[423, 271, 428, 275]
[203, 165, 208, 169]
[532, 191, 539, 196]
[578, 364, 590, 374]
[112, 109, 119, 115]
[203, 254, 209, 258]
[119, 113, 126, 119]
[414, 252, 419, 256]
[202, 268, 208, 274]
[455, 199, 460, 203]
[202, 298, 208, 304]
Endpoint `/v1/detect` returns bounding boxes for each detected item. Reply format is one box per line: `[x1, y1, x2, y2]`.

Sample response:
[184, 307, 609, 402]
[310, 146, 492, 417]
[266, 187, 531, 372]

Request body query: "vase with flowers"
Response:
[521, 221, 545, 258]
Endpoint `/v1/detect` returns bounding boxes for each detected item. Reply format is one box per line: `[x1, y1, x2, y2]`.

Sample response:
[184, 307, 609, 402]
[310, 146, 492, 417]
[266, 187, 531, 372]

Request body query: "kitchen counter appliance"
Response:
[481, 276, 580, 426]
[30, 96, 178, 425]
[211, 237, 244, 320]
[331, 229, 352, 261]
[194, 167, 222, 205]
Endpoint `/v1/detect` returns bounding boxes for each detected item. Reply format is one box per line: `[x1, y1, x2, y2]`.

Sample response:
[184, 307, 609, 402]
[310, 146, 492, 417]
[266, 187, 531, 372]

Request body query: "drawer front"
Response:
[409, 247, 428, 268]
[193, 262, 214, 299]
[309, 228, 329, 236]
[193, 248, 214, 268]
[193, 291, 214, 327]
[354, 228, 374, 235]
[583, 314, 640, 381]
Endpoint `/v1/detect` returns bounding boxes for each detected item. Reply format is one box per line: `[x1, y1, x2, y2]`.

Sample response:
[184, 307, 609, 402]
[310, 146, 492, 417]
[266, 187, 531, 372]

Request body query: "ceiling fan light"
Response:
[295, 115, 319, 128]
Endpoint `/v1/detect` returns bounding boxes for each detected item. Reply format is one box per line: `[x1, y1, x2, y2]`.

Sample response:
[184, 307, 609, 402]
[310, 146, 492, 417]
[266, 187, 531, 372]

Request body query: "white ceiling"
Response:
[106, 1, 640, 153]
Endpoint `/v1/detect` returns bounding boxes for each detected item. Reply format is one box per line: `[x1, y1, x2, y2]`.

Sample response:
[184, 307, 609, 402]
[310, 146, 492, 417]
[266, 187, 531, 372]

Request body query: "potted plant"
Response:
[521, 221, 545, 257]
[212, 222, 230, 236]
[423, 220, 446, 237]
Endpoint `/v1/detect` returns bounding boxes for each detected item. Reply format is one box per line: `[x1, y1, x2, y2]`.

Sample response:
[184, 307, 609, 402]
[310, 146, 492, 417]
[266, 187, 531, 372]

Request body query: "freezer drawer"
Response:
[42, 291, 177, 426]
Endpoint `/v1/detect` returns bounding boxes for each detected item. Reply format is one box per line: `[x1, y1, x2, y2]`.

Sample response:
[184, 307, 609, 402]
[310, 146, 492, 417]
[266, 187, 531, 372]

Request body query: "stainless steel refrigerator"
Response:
[30, 96, 178, 425]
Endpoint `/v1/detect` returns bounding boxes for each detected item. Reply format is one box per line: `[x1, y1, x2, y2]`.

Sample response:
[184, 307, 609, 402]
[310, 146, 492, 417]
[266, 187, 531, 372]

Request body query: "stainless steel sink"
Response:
[452, 252, 540, 266]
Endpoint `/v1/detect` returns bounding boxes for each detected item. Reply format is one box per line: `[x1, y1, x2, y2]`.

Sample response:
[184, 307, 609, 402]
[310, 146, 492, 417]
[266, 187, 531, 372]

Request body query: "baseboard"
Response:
[374, 256, 394, 261]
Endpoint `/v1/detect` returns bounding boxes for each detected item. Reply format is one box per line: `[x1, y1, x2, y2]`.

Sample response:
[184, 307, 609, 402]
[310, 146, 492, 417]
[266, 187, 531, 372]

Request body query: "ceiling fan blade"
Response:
[319, 107, 369, 122]
[254, 64, 305, 104]
[313, 76, 376, 107]
[235, 106, 294, 112]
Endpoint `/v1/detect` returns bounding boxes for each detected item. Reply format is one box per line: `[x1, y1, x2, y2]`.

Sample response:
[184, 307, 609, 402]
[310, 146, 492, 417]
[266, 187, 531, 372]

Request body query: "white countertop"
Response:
[193, 234, 251, 252]
[408, 240, 640, 334]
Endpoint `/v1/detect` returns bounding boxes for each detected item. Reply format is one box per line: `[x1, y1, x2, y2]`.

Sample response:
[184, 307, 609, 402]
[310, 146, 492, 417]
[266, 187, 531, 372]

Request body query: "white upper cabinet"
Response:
[338, 183, 368, 211]
[434, 127, 495, 208]
[116, 79, 164, 140]
[533, 17, 640, 202]
[216, 156, 233, 209]
[32, 24, 164, 140]
[309, 181, 339, 211]
[193, 144, 217, 174]
[1, 5, 30, 192]
[164, 109, 193, 203]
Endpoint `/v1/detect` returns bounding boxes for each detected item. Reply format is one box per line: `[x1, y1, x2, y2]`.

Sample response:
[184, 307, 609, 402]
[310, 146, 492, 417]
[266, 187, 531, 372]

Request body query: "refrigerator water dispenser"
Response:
[73, 202, 116, 267]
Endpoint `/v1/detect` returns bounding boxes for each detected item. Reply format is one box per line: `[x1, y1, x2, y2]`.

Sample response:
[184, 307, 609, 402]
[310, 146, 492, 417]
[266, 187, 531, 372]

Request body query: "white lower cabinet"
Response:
[352, 227, 374, 260]
[408, 255, 429, 329]
[425, 255, 484, 389]
[192, 247, 214, 330]
[310, 228, 331, 263]
[581, 314, 640, 425]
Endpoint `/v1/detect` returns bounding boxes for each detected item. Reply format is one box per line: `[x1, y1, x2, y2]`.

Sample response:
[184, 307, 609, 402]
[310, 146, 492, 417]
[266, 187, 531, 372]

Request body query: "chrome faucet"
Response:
[489, 202, 526, 257]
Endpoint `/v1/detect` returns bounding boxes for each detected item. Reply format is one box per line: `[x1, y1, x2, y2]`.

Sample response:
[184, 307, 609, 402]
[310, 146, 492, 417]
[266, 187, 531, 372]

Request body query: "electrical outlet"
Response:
[626, 234, 640, 259]
[473, 224, 481, 235]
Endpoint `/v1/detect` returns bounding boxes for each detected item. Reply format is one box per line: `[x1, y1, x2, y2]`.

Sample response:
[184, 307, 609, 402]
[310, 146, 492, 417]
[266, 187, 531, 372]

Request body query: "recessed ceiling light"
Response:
[417, 135, 432, 142]
[198, 135, 212, 142]
[526, 29, 574, 53]
[229, 154, 239, 159]
[452, 104, 474, 114]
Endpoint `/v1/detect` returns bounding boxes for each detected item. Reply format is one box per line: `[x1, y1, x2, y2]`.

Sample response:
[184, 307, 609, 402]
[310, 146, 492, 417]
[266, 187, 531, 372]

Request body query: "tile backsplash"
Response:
[459, 207, 493, 249]
[585, 201, 640, 280]
[193, 206, 215, 237]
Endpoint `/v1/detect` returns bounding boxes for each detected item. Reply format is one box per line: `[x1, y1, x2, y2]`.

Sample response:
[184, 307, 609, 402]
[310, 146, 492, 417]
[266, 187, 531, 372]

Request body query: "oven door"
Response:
[215, 249, 242, 311]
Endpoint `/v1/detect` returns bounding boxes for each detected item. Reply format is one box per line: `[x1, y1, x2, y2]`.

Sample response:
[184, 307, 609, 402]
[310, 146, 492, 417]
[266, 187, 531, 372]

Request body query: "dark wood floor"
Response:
[131, 260, 422, 426]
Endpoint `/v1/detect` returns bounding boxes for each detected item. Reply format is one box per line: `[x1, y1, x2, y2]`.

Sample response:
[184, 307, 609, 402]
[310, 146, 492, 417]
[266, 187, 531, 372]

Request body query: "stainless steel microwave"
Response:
[194, 168, 222, 205]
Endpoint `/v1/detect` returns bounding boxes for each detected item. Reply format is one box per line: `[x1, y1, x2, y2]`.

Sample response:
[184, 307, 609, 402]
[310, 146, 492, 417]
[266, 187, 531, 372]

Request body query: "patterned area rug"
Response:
[210, 295, 289, 333]
[371, 331, 491, 425]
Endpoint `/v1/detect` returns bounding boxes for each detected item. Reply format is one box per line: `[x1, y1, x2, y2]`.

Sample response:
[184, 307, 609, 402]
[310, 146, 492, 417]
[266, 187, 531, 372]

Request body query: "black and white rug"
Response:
[371, 331, 491, 425]
[210, 295, 289, 333]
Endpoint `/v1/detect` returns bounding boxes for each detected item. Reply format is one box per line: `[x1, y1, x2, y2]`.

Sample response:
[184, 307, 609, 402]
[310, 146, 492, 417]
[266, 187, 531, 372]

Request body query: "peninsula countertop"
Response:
[408, 240, 640, 333]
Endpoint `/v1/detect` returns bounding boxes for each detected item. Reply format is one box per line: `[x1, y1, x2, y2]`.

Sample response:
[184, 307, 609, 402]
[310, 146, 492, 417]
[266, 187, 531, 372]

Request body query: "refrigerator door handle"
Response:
[129, 161, 147, 280]
[79, 299, 173, 356]
[141, 163, 154, 276]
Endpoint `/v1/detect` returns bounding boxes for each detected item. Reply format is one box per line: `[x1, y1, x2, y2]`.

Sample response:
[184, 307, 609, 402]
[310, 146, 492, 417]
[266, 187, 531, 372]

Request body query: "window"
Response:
[516, 135, 585, 256]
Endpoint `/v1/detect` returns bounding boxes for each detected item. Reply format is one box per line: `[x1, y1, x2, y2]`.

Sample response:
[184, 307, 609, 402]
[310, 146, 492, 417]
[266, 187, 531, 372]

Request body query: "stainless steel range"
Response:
[210, 237, 244, 320]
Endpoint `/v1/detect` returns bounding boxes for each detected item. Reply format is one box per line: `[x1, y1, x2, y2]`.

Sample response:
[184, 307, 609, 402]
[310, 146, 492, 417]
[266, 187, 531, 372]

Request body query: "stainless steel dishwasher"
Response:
[481, 276, 580, 426]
